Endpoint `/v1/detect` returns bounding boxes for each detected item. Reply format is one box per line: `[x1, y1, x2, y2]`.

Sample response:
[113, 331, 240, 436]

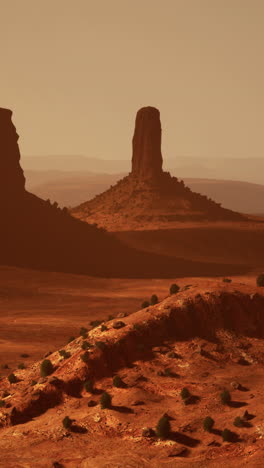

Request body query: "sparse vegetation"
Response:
[62, 416, 73, 430]
[101, 324, 108, 331]
[81, 352, 89, 363]
[84, 379, 93, 393]
[141, 301, 150, 309]
[203, 416, 215, 432]
[170, 283, 180, 295]
[90, 320, 102, 328]
[81, 341, 90, 350]
[59, 349, 71, 359]
[67, 336, 75, 343]
[113, 375, 123, 388]
[220, 389, 231, 405]
[100, 391, 112, 409]
[31, 380, 37, 386]
[95, 341, 106, 350]
[20, 353, 29, 358]
[223, 278, 232, 283]
[40, 359, 54, 377]
[180, 387, 190, 400]
[233, 416, 243, 427]
[8, 373, 17, 384]
[222, 428, 232, 442]
[256, 273, 264, 287]
[156, 415, 171, 439]
[18, 363, 25, 369]
[80, 326, 88, 337]
[0, 400, 5, 408]
[150, 294, 158, 305]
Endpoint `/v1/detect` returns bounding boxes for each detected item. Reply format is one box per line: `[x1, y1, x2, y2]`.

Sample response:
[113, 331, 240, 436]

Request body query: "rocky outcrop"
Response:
[0, 108, 25, 201]
[131, 107, 163, 179]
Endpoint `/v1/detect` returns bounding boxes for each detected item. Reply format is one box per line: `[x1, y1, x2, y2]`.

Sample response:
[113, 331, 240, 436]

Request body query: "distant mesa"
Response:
[1, 106, 241, 277]
[72, 106, 245, 230]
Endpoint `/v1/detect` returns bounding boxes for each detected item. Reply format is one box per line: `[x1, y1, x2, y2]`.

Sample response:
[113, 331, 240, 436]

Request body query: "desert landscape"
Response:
[2, 2, 264, 467]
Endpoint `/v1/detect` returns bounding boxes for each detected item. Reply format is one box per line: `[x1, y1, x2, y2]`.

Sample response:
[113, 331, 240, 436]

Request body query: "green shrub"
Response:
[81, 352, 89, 363]
[233, 416, 243, 427]
[141, 301, 150, 309]
[170, 283, 180, 295]
[256, 273, 264, 287]
[31, 380, 37, 386]
[40, 359, 54, 377]
[20, 353, 29, 358]
[222, 428, 232, 442]
[101, 324, 108, 332]
[80, 327, 88, 337]
[150, 294, 158, 305]
[180, 387, 190, 400]
[203, 416, 215, 432]
[59, 349, 71, 359]
[90, 320, 102, 328]
[113, 375, 123, 388]
[220, 389, 231, 405]
[164, 368, 172, 377]
[156, 416, 171, 439]
[18, 363, 25, 369]
[67, 336, 75, 343]
[84, 379, 93, 393]
[81, 341, 90, 350]
[95, 341, 106, 351]
[62, 416, 72, 430]
[8, 373, 17, 384]
[100, 391, 112, 409]
[0, 400, 5, 408]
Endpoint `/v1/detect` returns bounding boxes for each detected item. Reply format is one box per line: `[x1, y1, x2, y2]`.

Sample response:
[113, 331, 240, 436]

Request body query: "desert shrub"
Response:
[84, 379, 93, 393]
[150, 294, 158, 305]
[100, 391, 112, 409]
[90, 320, 102, 328]
[1, 364, 9, 369]
[141, 301, 150, 309]
[101, 324, 108, 332]
[180, 387, 190, 400]
[233, 416, 243, 427]
[164, 368, 172, 377]
[80, 326, 88, 337]
[220, 389, 231, 405]
[18, 363, 25, 369]
[31, 380, 37, 386]
[40, 359, 54, 377]
[0, 400, 5, 408]
[203, 416, 215, 432]
[108, 314, 114, 321]
[95, 341, 106, 351]
[133, 323, 142, 331]
[222, 428, 232, 442]
[81, 352, 89, 363]
[170, 283, 180, 295]
[223, 278, 232, 283]
[256, 273, 264, 287]
[156, 416, 171, 439]
[8, 373, 17, 384]
[20, 353, 29, 358]
[81, 341, 90, 350]
[62, 416, 72, 430]
[67, 336, 75, 343]
[113, 375, 123, 388]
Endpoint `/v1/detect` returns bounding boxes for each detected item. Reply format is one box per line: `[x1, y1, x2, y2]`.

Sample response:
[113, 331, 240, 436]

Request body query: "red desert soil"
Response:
[0, 269, 264, 467]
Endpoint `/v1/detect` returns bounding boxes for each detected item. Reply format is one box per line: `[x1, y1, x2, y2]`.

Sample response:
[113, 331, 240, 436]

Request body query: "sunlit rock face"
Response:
[0, 108, 25, 201]
[131, 106, 163, 180]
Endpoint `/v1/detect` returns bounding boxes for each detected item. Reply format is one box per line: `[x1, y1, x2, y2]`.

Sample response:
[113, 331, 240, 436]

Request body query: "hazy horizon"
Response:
[2, 0, 264, 162]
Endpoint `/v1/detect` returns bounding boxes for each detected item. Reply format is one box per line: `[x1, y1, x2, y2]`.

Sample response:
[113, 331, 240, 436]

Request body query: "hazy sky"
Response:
[1, 0, 264, 161]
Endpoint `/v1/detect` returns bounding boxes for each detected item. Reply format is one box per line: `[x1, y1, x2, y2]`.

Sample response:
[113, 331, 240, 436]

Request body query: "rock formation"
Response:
[0, 108, 25, 201]
[131, 107, 163, 179]
[72, 106, 245, 231]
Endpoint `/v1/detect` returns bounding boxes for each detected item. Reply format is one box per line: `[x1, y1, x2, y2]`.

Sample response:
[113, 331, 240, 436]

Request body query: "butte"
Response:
[71, 106, 245, 231]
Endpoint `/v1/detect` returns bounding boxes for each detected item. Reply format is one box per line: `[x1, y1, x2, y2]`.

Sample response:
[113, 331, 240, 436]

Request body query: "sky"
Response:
[1, 0, 264, 162]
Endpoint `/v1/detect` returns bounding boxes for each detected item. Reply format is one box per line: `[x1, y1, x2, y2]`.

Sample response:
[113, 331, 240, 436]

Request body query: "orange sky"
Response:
[1, 0, 264, 161]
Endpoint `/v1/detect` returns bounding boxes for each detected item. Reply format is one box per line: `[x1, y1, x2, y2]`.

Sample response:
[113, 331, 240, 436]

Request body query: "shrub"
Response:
[67, 336, 75, 343]
[113, 375, 123, 388]
[203, 416, 215, 432]
[0, 400, 5, 408]
[256, 274, 264, 287]
[220, 389, 231, 405]
[223, 278, 232, 283]
[20, 353, 29, 358]
[156, 416, 171, 439]
[164, 368, 172, 377]
[81, 352, 89, 363]
[84, 379, 93, 393]
[222, 428, 232, 442]
[31, 380, 37, 386]
[8, 373, 17, 384]
[40, 359, 54, 377]
[150, 294, 158, 305]
[62, 416, 72, 430]
[100, 391, 112, 409]
[141, 301, 150, 309]
[101, 324, 108, 332]
[59, 349, 71, 359]
[170, 283, 180, 295]
[95, 341, 106, 351]
[81, 341, 90, 350]
[18, 363, 25, 369]
[90, 320, 102, 328]
[180, 387, 190, 400]
[233, 416, 243, 427]
[80, 327, 88, 336]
